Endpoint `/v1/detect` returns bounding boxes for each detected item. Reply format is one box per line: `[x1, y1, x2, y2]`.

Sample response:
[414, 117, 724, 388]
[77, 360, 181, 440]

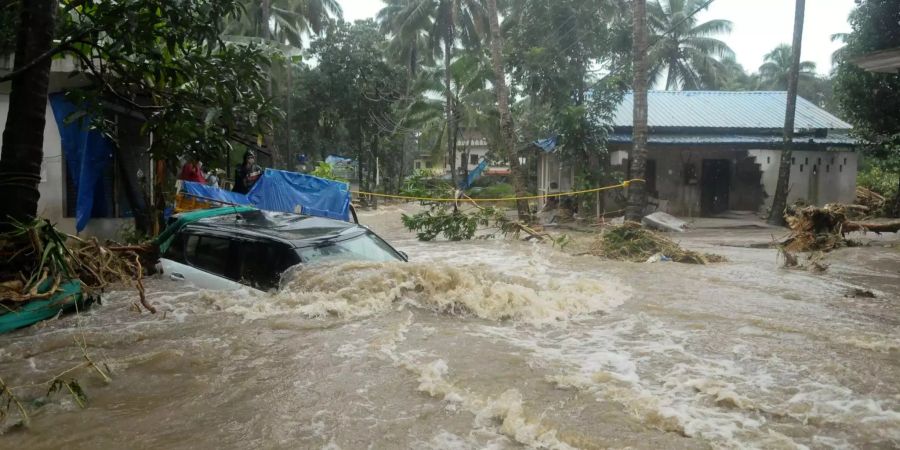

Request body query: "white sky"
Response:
[338, 0, 854, 76]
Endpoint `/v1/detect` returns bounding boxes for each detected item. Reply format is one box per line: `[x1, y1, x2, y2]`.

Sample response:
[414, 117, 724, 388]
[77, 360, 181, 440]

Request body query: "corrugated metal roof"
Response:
[607, 133, 857, 147]
[611, 91, 852, 130]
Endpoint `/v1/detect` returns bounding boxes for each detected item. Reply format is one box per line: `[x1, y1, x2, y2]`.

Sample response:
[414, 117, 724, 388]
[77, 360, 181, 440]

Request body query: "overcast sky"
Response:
[338, 0, 854, 76]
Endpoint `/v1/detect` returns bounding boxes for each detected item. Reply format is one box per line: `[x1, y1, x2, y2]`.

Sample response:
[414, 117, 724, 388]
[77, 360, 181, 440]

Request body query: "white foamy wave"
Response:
[209, 261, 626, 326]
[404, 359, 576, 450]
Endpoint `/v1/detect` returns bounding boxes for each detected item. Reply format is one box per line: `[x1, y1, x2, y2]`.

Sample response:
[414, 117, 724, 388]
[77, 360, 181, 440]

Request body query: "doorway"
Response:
[701, 159, 731, 215]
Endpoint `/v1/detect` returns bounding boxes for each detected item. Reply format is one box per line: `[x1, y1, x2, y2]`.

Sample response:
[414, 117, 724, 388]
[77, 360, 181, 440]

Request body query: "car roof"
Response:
[182, 210, 362, 247]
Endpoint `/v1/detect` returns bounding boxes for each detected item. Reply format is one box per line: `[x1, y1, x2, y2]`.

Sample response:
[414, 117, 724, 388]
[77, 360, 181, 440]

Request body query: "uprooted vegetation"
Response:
[0, 219, 155, 427]
[590, 222, 726, 264]
[781, 203, 900, 253]
[0, 219, 155, 313]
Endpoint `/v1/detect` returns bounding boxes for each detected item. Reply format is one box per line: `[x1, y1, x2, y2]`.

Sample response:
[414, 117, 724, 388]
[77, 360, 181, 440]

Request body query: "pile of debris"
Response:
[782, 203, 900, 252]
[0, 219, 155, 320]
[590, 222, 726, 264]
[856, 186, 886, 214]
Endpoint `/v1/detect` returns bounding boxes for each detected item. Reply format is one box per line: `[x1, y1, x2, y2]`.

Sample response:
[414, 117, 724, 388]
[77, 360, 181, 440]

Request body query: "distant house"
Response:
[536, 91, 857, 216]
[413, 130, 509, 179]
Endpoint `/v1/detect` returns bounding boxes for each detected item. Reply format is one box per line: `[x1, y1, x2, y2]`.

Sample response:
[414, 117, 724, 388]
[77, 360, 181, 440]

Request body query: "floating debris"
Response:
[590, 222, 726, 264]
[782, 203, 900, 252]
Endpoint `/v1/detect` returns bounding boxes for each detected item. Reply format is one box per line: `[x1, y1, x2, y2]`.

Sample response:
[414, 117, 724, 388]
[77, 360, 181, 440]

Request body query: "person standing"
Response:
[234, 150, 262, 194]
[178, 158, 206, 184]
[206, 169, 221, 188]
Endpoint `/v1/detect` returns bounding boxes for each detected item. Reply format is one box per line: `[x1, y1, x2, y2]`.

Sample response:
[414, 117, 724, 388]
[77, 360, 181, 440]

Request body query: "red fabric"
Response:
[179, 162, 206, 183]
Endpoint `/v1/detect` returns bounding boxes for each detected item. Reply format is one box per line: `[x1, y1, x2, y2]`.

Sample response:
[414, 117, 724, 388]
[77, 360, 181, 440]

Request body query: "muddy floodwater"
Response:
[2, 207, 899, 449]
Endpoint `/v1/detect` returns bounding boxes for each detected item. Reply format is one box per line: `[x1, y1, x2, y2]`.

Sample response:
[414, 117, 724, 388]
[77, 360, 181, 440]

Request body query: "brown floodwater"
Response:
[1, 207, 898, 449]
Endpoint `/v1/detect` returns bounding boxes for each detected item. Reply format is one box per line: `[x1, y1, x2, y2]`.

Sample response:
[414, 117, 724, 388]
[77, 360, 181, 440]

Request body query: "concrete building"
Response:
[413, 130, 508, 178]
[537, 91, 857, 216]
[1, 56, 149, 238]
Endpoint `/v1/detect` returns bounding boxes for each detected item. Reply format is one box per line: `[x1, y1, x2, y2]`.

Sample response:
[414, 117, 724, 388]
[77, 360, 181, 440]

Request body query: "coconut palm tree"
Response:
[377, 0, 488, 184]
[757, 44, 817, 90]
[402, 52, 495, 171]
[768, 0, 806, 226]
[224, 0, 342, 46]
[485, 0, 528, 219]
[830, 32, 849, 65]
[647, 0, 734, 90]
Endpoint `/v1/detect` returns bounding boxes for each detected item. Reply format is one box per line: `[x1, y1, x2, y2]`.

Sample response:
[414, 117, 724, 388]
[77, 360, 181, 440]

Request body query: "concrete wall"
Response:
[0, 94, 129, 239]
[536, 146, 858, 217]
[748, 149, 857, 210]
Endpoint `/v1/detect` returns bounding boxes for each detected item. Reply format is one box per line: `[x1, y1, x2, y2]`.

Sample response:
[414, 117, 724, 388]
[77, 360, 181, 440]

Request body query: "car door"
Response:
[160, 231, 245, 291]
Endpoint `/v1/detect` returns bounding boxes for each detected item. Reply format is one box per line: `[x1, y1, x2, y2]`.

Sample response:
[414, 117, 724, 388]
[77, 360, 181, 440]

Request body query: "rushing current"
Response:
[1, 207, 898, 449]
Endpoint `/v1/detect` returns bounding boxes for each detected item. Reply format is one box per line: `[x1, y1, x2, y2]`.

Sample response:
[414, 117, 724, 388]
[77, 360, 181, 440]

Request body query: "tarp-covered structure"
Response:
[49, 94, 116, 232]
[178, 169, 351, 222]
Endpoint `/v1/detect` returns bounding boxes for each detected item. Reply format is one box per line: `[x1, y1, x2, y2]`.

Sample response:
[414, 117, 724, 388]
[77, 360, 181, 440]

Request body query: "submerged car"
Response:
[157, 207, 407, 291]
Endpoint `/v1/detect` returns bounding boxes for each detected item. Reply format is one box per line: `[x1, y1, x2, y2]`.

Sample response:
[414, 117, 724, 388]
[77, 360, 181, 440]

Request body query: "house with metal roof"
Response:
[536, 91, 858, 217]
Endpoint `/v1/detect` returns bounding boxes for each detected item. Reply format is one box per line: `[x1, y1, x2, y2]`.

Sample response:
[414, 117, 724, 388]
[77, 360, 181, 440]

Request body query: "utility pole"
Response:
[625, 0, 649, 222]
[768, 0, 806, 226]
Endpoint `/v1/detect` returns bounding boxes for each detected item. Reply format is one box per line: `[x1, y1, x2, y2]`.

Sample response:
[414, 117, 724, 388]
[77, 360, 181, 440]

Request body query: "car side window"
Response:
[185, 234, 233, 278]
[163, 233, 186, 263]
[238, 241, 298, 291]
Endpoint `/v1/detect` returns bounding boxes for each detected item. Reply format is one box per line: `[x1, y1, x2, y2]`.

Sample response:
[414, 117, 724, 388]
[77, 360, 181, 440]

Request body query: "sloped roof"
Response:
[607, 132, 856, 147]
[611, 91, 851, 130]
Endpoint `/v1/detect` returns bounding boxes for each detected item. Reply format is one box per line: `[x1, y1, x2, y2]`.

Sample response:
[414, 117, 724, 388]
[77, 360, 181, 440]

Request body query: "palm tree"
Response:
[377, 0, 488, 184]
[647, 0, 734, 90]
[758, 44, 816, 90]
[402, 53, 495, 173]
[768, 0, 806, 226]
[224, 0, 342, 47]
[830, 32, 849, 66]
[484, 0, 528, 219]
[626, 0, 649, 221]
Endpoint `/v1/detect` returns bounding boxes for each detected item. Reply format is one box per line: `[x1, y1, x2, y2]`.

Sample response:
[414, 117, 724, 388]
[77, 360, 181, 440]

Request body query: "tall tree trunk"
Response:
[625, 0, 649, 222]
[768, 0, 806, 226]
[0, 0, 56, 226]
[444, 26, 457, 186]
[259, 0, 280, 169]
[486, 0, 529, 219]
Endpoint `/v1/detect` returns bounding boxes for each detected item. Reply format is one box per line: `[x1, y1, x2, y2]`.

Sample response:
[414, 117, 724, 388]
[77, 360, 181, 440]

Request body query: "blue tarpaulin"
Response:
[49, 94, 115, 232]
[247, 169, 351, 221]
[180, 181, 250, 206]
[460, 158, 489, 190]
[533, 135, 559, 153]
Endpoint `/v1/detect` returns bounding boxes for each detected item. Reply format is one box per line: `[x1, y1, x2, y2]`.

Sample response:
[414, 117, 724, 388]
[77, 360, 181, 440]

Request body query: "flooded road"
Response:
[2, 207, 899, 449]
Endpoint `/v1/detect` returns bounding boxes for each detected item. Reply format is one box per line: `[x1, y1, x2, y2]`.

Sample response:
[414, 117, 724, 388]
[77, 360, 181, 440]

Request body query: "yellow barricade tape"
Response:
[351, 179, 644, 203]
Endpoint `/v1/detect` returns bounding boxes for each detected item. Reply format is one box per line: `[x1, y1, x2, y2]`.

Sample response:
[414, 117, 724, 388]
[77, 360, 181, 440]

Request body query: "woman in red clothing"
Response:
[179, 158, 207, 184]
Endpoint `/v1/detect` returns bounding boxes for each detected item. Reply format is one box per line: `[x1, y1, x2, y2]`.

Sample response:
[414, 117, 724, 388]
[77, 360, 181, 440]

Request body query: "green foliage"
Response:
[857, 162, 899, 199]
[399, 171, 511, 241]
[310, 161, 348, 183]
[401, 207, 498, 241]
[401, 171, 453, 199]
[291, 20, 408, 190]
[472, 182, 515, 199]
[647, 0, 735, 90]
[24, 0, 284, 166]
[756, 44, 817, 90]
[505, 0, 628, 193]
[833, 0, 900, 167]
[223, 0, 342, 47]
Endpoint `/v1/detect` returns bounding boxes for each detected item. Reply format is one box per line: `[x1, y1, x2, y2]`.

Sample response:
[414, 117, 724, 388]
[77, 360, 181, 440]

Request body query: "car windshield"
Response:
[297, 232, 401, 265]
